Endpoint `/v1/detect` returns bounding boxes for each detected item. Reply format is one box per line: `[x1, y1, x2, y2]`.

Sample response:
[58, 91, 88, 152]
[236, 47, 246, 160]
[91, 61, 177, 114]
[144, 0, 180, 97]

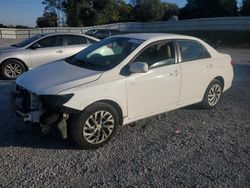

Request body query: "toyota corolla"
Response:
[11, 33, 234, 149]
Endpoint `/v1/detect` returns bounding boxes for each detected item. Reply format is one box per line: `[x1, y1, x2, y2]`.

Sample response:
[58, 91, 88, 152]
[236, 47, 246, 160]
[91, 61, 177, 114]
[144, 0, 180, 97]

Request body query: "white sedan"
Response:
[12, 33, 234, 149]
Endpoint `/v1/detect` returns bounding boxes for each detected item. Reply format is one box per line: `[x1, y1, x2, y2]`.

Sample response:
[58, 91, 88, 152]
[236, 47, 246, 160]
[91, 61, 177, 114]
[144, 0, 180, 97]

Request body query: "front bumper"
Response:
[10, 90, 69, 139]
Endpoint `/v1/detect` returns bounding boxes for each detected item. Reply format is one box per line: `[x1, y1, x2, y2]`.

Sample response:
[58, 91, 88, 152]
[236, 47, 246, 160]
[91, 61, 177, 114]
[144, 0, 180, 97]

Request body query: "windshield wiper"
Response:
[11, 44, 17, 47]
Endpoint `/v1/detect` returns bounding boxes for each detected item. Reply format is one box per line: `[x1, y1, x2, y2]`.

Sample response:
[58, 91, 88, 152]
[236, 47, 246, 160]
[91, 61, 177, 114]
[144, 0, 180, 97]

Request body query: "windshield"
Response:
[13, 34, 44, 47]
[66, 37, 145, 71]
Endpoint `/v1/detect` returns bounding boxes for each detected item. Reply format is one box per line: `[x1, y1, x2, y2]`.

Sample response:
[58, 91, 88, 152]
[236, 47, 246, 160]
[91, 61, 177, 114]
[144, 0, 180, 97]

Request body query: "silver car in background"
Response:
[0, 33, 99, 79]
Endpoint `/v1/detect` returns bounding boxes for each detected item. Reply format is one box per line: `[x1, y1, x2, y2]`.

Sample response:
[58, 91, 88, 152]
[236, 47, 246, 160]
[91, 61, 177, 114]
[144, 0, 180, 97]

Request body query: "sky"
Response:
[0, 0, 239, 27]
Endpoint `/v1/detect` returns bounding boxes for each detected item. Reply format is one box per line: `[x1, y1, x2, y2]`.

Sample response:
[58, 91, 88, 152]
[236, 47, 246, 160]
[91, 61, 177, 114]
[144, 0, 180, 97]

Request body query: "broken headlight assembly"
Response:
[40, 94, 74, 108]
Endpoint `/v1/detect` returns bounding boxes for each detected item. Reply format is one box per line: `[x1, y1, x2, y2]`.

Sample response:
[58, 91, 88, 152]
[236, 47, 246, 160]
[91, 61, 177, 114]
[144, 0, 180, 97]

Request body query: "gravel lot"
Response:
[0, 40, 250, 187]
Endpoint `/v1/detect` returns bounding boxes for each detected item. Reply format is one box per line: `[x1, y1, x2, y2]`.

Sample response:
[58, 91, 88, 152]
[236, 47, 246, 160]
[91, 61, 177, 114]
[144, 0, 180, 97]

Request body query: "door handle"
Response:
[56, 50, 64, 53]
[170, 70, 180, 76]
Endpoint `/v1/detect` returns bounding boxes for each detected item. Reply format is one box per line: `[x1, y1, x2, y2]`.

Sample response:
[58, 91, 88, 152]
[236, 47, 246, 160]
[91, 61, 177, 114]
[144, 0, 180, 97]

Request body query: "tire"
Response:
[200, 79, 223, 109]
[70, 102, 119, 149]
[0, 59, 26, 80]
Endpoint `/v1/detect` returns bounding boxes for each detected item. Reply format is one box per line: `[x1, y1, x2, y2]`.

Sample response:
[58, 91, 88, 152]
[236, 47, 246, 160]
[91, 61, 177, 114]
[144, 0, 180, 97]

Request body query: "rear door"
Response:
[177, 40, 214, 105]
[62, 35, 91, 58]
[29, 35, 65, 67]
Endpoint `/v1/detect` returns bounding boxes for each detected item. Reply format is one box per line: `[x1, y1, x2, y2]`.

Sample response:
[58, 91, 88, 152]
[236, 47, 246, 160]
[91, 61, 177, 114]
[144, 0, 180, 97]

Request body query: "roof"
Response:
[34, 32, 100, 41]
[115, 33, 198, 41]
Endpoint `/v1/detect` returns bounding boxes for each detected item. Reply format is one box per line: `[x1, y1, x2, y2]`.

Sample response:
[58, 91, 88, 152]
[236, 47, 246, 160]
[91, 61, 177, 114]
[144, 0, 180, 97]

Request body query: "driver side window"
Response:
[134, 41, 176, 69]
[36, 35, 63, 48]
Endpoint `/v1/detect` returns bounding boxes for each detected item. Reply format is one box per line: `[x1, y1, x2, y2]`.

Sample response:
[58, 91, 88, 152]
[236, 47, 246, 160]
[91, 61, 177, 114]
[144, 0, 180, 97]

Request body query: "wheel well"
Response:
[1, 58, 28, 71]
[214, 76, 225, 90]
[91, 100, 124, 126]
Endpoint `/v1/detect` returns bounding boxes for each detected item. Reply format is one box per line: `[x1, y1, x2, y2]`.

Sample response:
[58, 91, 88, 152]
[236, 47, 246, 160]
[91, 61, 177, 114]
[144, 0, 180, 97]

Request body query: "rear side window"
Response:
[67, 35, 87, 45]
[37, 35, 63, 48]
[178, 40, 211, 62]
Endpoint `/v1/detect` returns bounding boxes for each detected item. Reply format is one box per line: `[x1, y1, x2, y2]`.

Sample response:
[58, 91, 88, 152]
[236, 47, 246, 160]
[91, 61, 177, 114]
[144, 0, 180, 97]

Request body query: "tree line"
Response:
[35, 0, 250, 27]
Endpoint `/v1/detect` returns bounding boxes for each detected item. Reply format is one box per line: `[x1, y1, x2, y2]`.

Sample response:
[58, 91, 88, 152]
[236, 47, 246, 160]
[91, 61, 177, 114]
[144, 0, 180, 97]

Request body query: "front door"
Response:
[126, 41, 181, 119]
[29, 35, 65, 67]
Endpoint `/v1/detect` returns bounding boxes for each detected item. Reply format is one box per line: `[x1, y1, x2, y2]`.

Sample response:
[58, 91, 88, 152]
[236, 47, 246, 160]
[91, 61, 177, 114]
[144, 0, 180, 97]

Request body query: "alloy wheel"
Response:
[4, 63, 23, 78]
[208, 83, 222, 106]
[83, 110, 115, 144]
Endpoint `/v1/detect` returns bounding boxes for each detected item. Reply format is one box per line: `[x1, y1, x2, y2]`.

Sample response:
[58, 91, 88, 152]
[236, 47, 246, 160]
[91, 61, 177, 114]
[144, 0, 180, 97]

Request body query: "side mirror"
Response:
[30, 43, 41, 50]
[129, 62, 148, 73]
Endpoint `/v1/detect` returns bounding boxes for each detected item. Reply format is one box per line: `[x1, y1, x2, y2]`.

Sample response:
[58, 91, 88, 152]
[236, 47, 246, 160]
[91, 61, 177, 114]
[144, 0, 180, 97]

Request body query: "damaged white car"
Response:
[11, 33, 234, 149]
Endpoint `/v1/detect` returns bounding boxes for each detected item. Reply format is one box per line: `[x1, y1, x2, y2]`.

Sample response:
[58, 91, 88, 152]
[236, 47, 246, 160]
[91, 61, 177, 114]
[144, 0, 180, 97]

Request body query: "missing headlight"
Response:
[40, 94, 74, 107]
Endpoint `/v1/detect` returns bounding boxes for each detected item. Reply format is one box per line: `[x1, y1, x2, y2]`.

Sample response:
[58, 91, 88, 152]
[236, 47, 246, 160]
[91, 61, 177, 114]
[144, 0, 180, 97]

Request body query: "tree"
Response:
[15, 25, 29, 29]
[132, 0, 164, 21]
[42, 0, 64, 25]
[93, 0, 120, 25]
[162, 2, 179, 21]
[0, 23, 8, 28]
[118, 2, 133, 22]
[240, 0, 250, 16]
[180, 0, 238, 19]
[36, 12, 58, 27]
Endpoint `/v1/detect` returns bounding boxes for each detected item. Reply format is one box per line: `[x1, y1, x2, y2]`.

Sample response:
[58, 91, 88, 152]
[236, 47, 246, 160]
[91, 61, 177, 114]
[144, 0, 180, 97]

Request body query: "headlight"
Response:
[40, 94, 74, 107]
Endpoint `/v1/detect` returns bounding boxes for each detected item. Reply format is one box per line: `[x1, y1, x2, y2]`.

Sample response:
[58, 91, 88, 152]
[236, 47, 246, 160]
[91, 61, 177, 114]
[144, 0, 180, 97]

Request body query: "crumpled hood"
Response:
[16, 60, 102, 95]
[0, 45, 23, 53]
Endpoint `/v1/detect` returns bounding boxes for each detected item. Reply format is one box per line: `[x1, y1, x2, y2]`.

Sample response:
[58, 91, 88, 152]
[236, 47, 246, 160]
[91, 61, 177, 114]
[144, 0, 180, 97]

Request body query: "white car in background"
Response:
[0, 33, 99, 79]
[11, 33, 234, 149]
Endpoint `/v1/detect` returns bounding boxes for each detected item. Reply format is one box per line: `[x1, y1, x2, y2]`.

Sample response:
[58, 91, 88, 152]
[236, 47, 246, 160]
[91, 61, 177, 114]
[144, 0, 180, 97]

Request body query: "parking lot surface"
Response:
[0, 40, 250, 187]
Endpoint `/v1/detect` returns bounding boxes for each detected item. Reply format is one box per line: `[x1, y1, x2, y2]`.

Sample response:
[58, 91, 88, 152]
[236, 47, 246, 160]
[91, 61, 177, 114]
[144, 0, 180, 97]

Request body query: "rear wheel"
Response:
[0, 59, 26, 80]
[201, 79, 223, 109]
[71, 102, 119, 149]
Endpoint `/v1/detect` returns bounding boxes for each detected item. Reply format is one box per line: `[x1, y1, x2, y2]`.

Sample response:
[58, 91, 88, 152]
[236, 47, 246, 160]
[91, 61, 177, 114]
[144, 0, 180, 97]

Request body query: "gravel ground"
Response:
[0, 68, 249, 188]
[0, 39, 250, 187]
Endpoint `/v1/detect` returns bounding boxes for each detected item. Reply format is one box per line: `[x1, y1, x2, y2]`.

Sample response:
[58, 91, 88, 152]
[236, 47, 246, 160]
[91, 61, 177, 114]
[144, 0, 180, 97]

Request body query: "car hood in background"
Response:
[0, 45, 23, 53]
[16, 60, 102, 95]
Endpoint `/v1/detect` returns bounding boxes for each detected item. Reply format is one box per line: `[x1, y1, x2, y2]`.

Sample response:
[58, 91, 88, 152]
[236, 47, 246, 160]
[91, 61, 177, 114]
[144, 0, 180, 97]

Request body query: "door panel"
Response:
[62, 45, 88, 58]
[62, 35, 90, 58]
[177, 40, 215, 105]
[29, 46, 65, 67]
[178, 59, 214, 105]
[127, 64, 181, 119]
[29, 35, 65, 67]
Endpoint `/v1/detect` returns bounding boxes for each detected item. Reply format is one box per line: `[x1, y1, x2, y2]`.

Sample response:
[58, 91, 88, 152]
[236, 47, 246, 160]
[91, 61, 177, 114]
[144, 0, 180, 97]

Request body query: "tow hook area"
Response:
[40, 111, 69, 139]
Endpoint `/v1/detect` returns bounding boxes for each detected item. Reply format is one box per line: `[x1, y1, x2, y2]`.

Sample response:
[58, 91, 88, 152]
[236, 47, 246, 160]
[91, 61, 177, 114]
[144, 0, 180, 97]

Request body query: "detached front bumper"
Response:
[10, 90, 70, 139]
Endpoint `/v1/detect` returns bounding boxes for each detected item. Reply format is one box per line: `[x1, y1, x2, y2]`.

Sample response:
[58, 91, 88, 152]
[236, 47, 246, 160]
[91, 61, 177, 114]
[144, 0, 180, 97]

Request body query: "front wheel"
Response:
[201, 79, 223, 109]
[70, 102, 119, 149]
[0, 59, 26, 80]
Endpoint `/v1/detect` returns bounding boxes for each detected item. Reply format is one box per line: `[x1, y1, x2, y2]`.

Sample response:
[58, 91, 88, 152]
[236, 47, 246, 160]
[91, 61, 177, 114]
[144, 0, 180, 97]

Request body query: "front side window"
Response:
[66, 35, 87, 45]
[178, 40, 211, 62]
[133, 41, 176, 69]
[37, 35, 63, 48]
[14, 34, 44, 47]
[65, 37, 145, 71]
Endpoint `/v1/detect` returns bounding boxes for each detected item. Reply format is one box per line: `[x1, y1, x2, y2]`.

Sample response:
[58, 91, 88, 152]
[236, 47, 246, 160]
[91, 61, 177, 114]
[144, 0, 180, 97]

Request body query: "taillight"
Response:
[231, 60, 235, 66]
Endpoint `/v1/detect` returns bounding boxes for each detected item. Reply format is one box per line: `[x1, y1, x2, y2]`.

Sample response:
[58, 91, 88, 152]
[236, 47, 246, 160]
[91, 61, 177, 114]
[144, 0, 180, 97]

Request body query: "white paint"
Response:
[16, 33, 234, 125]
